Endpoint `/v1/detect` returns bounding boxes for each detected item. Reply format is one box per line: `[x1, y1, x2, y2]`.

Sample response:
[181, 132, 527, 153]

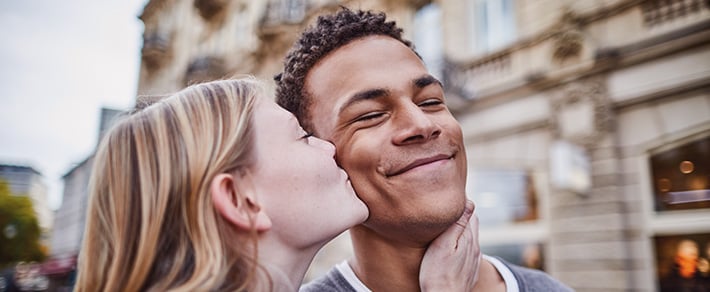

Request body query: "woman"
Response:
[75, 77, 477, 291]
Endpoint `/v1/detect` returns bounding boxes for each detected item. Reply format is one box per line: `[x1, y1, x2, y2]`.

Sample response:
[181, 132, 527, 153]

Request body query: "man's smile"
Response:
[386, 153, 456, 177]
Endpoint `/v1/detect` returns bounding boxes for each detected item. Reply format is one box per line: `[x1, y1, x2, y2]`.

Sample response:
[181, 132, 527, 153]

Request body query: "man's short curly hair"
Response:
[274, 7, 416, 133]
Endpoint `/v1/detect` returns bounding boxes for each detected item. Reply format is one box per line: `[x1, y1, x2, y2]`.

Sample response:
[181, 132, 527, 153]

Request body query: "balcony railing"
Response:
[642, 0, 710, 27]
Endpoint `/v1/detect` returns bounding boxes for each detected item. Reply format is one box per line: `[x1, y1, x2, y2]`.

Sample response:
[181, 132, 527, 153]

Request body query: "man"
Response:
[276, 8, 572, 292]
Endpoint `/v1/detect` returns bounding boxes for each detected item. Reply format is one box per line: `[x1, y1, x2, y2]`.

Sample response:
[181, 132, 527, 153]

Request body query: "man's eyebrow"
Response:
[338, 88, 390, 114]
[414, 75, 443, 88]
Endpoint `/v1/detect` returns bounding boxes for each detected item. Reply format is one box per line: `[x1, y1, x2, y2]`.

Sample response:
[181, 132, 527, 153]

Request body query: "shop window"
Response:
[650, 136, 710, 212]
[654, 233, 710, 291]
[466, 169, 538, 227]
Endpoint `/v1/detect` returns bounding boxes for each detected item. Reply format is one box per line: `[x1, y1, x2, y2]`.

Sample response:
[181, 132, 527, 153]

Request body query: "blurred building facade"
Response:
[440, 0, 710, 291]
[47, 158, 92, 259]
[135, 0, 710, 291]
[50, 108, 123, 259]
[135, 0, 420, 98]
[0, 164, 52, 236]
[43, 108, 123, 286]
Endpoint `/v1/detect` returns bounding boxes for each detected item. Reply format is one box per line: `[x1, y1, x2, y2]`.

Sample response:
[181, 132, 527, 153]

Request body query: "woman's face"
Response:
[249, 98, 368, 248]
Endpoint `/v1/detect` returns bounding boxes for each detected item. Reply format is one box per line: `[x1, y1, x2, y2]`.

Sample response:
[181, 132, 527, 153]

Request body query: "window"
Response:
[263, 0, 305, 25]
[413, 3, 444, 79]
[653, 233, 710, 291]
[644, 132, 710, 290]
[472, 0, 516, 53]
[282, 0, 305, 23]
[466, 169, 538, 227]
[650, 136, 710, 212]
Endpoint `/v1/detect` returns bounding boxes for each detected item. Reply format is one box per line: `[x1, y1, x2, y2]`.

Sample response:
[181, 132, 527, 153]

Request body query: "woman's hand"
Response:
[420, 200, 481, 291]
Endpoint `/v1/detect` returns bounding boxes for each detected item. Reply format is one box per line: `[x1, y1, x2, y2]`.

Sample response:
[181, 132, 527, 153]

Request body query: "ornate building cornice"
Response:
[549, 76, 614, 148]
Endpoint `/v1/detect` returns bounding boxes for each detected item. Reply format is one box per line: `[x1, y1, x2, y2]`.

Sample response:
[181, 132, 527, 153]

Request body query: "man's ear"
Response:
[211, 172, 272, 232]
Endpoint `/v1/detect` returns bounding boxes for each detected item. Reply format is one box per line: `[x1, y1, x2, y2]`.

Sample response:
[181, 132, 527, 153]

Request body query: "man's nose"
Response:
[391, 103, 441, 145]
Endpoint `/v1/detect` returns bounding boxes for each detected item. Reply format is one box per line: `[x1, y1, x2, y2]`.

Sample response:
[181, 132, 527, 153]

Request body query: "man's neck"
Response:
[348, 224, 428, 292]
[347, 225, 507, 292]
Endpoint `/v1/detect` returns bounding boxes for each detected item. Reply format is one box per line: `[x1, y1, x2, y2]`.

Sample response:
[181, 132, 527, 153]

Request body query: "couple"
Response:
[75, 8, 572, 292]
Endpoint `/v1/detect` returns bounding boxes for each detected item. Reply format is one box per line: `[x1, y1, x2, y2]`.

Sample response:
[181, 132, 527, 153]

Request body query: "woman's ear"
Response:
[211, 172, 272, 232]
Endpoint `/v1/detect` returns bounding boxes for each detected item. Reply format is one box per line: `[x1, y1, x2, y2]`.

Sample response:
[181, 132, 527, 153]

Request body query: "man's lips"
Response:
[387, 154, 454, 177]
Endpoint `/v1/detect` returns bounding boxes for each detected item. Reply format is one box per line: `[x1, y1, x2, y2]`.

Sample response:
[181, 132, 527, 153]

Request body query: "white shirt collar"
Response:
[336, 255, 520, 292]
[483, 254, 520, 292]
[335, 261, 371, 292]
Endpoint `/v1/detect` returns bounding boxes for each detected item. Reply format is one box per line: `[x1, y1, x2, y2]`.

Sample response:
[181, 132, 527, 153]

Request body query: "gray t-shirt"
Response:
[300, 256, 574, 292]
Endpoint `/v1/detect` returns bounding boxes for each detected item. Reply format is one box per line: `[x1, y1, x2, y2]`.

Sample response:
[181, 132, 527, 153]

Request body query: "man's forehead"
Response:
[304, 36, 417, 90]
[303, 36, 426, 133]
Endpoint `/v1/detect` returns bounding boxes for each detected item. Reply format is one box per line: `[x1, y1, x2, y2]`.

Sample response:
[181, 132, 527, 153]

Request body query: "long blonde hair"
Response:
[76, 78, 266, 291]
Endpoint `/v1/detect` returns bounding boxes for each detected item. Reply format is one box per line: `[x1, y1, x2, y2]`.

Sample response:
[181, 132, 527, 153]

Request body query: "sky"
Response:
[0, 0, 148, 210]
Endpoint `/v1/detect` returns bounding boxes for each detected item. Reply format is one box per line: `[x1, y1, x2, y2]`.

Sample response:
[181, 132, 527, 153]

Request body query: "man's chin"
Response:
[358, 211, 462, 245]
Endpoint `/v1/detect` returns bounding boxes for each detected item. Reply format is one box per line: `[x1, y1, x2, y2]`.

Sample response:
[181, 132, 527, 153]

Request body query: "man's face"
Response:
[303, 35, 467, 243]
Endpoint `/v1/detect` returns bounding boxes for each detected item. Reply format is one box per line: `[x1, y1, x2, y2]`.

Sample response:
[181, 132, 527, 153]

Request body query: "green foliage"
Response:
[0, 180, 46, 269]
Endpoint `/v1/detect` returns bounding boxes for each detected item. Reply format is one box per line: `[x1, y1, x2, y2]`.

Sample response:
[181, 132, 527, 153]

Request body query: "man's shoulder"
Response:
[500, 260, 574, 292]
[300, 266, 357, 292]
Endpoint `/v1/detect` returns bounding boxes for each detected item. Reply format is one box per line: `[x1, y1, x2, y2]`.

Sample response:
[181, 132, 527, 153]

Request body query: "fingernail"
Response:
[463, 200, 474, 218]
